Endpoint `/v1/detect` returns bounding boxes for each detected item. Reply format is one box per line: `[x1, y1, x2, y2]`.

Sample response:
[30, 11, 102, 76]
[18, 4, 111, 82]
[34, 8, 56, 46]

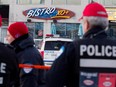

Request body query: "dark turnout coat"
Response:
[11, 34, 44, 87]
[46, 27, 116, 87]
[0, 43, 19, 87]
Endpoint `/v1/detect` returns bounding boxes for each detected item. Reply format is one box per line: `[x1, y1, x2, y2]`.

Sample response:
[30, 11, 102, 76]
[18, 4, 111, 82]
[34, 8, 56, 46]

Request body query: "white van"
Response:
[39, 34, 73, 66]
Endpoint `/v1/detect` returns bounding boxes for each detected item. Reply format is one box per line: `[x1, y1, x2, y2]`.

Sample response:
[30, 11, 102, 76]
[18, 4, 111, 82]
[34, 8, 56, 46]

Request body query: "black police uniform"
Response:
[46, 27, 116, 87]
[10, 34, 45, 87]
[0, 43, 19, 87]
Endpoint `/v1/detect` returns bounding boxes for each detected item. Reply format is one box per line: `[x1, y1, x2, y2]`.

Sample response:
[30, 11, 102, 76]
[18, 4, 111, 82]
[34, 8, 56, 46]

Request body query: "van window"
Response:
[45, 41, 71, 50]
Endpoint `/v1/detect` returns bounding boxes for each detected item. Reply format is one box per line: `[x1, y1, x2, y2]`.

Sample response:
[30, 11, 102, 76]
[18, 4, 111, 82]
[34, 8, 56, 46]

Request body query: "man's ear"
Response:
[84, 19, 90, 33]
[86, 20, 90, 31]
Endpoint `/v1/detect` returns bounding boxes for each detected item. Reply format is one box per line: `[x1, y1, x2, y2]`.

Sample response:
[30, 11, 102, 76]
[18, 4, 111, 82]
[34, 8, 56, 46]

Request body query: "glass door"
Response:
[106, 21, 116, 39]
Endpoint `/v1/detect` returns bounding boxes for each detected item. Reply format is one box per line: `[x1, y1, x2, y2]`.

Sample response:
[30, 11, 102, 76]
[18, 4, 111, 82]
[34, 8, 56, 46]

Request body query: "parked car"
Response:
[39, 34, 73, 66]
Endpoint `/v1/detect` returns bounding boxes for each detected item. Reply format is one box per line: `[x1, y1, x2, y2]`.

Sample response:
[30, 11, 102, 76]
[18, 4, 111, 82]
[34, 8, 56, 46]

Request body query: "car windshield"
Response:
[45, 41, 71, 50]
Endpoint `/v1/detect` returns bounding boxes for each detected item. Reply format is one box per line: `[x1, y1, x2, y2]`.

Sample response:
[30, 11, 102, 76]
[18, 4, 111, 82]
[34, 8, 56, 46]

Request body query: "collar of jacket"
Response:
[11, 34, 34, 50]
[83, 26, 108, 39]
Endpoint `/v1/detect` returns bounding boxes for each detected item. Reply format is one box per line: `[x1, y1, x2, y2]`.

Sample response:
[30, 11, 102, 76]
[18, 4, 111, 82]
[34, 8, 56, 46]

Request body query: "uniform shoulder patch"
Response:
[23, 63, 33, 73]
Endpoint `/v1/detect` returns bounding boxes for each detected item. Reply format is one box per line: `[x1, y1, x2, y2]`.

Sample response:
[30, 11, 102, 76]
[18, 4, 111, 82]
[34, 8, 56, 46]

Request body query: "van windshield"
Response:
[45, 41, 71, 50]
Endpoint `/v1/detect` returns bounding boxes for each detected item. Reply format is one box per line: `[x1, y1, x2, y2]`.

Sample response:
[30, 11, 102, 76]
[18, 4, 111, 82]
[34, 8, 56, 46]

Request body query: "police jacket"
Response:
[46, 27, 116, 87]
[11, 34, 44, 87]
[0, 43, 19, 87]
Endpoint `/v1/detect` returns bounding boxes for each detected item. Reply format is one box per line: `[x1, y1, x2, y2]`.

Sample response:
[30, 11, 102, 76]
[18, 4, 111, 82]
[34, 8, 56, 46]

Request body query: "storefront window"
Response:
[25, 22, 43, 39]
[88, 0, 98, 3]
[17, 0, 45, 4]
[52, 0, 66, 5]
[0, 18, 8, 43]
[18, 0, 30, 4]
[52, 0, 81, 5]
[0, 26, 7, 43]
[89, 0, 116, 6]
[35, 22, 43, 39]
[67, 0, 81, 5]
[31, 0, 44, 4]
[106, 21, 116, 39]
[102, 0, 116, 6]
[0, 0, 9, 4]
[2, 18, 8, 26]
[51, 23, 80, 40]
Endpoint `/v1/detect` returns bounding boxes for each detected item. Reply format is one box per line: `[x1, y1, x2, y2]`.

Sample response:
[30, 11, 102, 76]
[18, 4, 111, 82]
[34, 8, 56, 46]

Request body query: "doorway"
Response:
[106, 20, 116, 39]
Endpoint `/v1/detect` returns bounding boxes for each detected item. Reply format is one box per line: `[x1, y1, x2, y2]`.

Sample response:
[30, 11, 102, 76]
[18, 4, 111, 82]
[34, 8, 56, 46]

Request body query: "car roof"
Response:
[34, 39, 42, 41]
[44, 37, 73, 42]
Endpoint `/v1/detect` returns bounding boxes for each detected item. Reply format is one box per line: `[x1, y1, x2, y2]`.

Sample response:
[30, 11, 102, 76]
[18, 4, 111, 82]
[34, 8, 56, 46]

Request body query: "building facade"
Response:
[0, 0, 116, 43]
[9, 0, 87, 40]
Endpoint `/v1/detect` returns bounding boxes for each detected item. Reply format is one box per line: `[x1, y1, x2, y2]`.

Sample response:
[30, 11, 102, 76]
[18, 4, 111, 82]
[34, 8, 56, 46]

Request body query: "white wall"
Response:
[9, 0, 89, 22]
[0, 0, 9, 4]
[9, 0, 89, 37]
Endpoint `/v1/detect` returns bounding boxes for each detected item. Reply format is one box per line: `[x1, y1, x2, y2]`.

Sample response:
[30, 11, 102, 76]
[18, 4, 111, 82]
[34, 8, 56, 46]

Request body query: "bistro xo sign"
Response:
[23, 7, 75, 20]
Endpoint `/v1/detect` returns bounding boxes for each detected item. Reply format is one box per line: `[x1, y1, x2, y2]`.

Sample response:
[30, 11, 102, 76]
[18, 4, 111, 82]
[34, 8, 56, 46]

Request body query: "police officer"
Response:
[46, 2, 116, 87]
[6, 22, 45, 87]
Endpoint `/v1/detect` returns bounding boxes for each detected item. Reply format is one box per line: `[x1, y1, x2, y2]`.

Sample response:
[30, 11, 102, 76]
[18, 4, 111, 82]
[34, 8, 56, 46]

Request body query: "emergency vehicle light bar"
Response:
[46, 34, 60, 38]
